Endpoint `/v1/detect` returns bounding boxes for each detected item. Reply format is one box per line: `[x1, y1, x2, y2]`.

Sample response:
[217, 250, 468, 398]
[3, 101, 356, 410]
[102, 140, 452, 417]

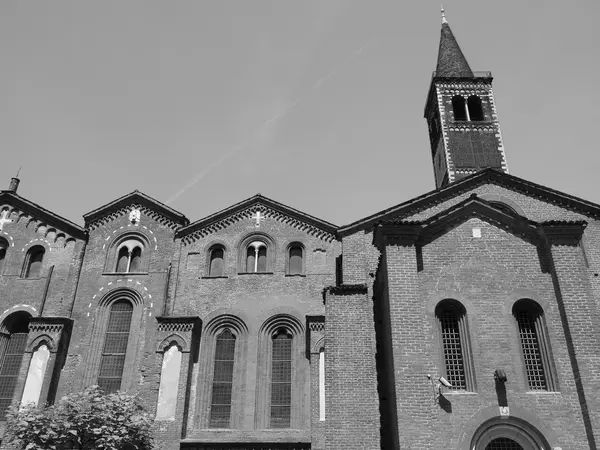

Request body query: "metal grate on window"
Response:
[0, 333, 28, 419]
[439, 309, 466, 390]
[209, 329, 236, 428]
[485, 437, 524, 450]
[98, 300, 133, 394]
[517, 310, 547, 390]
[270, 330, 292, 428]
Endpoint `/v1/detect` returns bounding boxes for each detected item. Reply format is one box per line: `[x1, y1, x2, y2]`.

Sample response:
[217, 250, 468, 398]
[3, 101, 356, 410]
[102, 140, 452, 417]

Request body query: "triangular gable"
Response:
[340, 169, 600, 237]
[374, 194, 586, 251]
[0, 190, 86, 240]
[83, 190, 189, 231]
[177, 194, 337, 244]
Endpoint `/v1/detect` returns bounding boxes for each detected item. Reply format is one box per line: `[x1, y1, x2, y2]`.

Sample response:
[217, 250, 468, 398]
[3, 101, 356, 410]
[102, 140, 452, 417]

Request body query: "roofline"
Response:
[0, 190, 87, 239]
[83, 190, 188, 226]
[177, 193, 337, 238]
[339, 169, 600, 236]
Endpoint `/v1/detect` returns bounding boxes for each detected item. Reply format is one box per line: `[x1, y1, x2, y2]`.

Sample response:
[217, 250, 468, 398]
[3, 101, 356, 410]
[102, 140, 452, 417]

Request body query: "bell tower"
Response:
[424, 8, 508, 189]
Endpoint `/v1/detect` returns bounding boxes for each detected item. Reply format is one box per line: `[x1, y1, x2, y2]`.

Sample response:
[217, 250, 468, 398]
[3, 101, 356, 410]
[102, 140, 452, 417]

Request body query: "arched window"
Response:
[452, 95, 467, 121]
[209, 329, 236, 428]
[485, 438, 524, 450]
[435, 300, 475, 391]
[22, 246, 45, 278]
[468, 95, 485, 121]
[513, 300, 554, 391]
[0, 311, 31, 418]
[288, 244, 304, 275]
[98, 300, 133, 393]
[271, 329, 292, 428]
[246, 241, 267, 273]
[0, 238, 8, 274]
[209, 247, 225, 277]
[114, 239, 144, 273]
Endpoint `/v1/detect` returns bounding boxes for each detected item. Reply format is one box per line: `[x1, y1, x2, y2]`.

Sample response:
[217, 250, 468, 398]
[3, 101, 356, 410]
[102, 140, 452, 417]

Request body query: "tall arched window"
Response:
[114, 239, 144, 273]
[209, 329, 236, 428]
[513, 299, 554, 391]
[435, 300, 475, 391]
[98, 300, 133, 393]
[22, 246, 45, 278]
[0, 311, 31, 418]
[209, 247, 225, 277]
[246, 241, 267, 273]
[288, 244, 303, 275]
[271, 329, 292, 428]
[0, 238, 8, 274]
[452, 95, 467, 121]
[468, 95, 485, 121]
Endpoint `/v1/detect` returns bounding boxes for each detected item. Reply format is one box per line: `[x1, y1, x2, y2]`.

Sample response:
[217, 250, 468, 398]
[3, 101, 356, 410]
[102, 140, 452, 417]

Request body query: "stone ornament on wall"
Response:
[129, 208, 141, 225]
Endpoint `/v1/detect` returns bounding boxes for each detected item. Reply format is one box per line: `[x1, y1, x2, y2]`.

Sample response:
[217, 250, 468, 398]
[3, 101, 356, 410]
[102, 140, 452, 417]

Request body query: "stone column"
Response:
[307, 316, 325, 450]
[153, 316, 201, 450]
[542, 223, 600, 446]
[324, 285, 380, 450]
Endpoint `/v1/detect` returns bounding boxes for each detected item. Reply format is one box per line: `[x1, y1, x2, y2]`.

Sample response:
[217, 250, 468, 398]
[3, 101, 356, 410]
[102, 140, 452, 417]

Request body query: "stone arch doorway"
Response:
[471, 417, 550, 450]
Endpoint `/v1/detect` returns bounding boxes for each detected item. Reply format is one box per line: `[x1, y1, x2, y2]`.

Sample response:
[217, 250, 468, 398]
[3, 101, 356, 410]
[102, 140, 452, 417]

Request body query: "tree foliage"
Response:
[4, 386, 154, 450]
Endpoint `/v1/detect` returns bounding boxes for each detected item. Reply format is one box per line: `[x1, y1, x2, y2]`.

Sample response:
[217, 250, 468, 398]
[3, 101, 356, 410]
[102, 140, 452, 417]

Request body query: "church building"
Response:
[1, 12, 599, 450]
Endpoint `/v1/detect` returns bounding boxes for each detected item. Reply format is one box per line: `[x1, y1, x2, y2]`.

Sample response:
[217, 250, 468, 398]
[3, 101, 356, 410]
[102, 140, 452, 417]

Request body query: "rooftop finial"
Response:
[441, 5, 448, 24]
[15, 166, 22, 178]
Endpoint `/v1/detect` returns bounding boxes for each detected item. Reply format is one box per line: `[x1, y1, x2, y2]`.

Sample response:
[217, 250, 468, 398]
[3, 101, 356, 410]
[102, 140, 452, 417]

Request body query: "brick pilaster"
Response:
[543, 223, 600, 447]
[323, 285, 379, 450]
[307, 316, 325, 450]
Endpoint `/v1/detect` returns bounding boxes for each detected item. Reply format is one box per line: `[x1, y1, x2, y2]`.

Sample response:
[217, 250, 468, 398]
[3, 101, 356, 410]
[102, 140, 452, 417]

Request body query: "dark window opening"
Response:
[288, 246, 303, 275]
[129, 247, 142, 272]
[115, 242, 144, 273]
[116, 247, 129, 273]
[98, 300, 133, 394]
[246, 243, 267, 273]
[468, 95, 485, 121]
[209, 248, 225, 277]
[0, 313, 30, 419]
[0, 239, 7, 273]
[452, 95, 467, 121]
[485, 438, 524, 450]
[209, 329, 236, 428]
[270, 329, 292, 428]
[24, 246, 45, 278]
[514, 301, 549, 390]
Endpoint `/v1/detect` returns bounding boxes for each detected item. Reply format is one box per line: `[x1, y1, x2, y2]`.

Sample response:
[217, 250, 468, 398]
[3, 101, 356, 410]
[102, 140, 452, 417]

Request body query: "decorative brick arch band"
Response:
[457, 405, 558, 450]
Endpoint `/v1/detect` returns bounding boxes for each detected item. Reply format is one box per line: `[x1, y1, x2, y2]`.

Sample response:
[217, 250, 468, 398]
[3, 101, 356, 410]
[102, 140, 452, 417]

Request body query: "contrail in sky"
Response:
[166, 38, 376, 205]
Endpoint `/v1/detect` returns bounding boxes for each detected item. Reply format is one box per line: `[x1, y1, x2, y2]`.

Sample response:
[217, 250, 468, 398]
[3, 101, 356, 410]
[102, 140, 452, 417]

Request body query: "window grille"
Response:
[516, 309, 547, 390]
[439, 309, 466, 390]
[0, 333, 28, 418]
[98, 300, 133, 393]
[288, 246, 303, 275]
[270, 330, 292, 428]
[209, 248, 224, 277]
[209, 329, 236, 428]
[485, 438, 524, 450]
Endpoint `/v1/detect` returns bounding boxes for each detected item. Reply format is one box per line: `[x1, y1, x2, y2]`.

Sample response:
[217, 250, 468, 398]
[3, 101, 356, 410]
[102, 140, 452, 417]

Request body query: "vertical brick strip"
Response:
[324, 285, 380, 450]
[545, 230, 600, 448]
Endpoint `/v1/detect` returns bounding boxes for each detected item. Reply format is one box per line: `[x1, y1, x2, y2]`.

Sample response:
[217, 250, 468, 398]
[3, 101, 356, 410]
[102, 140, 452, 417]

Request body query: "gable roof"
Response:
[374, 194, 587, 251]
[339, 169, 600, 237]
[176, 194, 337, 243]
[0, 190, 86, 239]
[83, 190, 189, 229]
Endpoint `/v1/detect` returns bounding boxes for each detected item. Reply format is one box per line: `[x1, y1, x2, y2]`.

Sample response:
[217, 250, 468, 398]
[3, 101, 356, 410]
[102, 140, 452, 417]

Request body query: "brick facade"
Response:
[1, 15, 600, 450]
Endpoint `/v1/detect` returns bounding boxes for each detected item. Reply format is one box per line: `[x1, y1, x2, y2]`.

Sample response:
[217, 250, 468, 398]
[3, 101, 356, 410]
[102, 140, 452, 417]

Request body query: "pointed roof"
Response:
[339, 168, 600, 236]
[0, 189, 86, 239]
[435, 9, 474, 78]
[83, 190, 189, 229]
[176, 193, 337, 242]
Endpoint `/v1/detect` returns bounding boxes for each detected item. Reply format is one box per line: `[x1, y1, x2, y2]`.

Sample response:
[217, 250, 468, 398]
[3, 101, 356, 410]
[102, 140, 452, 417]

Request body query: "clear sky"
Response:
[1, 0, 598, 226]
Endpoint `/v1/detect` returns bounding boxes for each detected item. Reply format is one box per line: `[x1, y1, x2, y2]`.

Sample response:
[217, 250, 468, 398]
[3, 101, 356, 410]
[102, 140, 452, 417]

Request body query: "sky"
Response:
[1, 0, 599, 227]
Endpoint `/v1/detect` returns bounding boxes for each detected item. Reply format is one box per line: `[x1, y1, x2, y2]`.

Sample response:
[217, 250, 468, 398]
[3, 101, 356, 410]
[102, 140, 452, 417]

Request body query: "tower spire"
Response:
[435, 7, 473, 77]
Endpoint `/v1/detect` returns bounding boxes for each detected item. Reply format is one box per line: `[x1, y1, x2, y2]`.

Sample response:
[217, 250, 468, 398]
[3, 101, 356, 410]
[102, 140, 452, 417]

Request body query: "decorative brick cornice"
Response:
[373, 223, 422, 249]
[307, 316, 325, 332]
[322, 284, 368, 301]
[87, 203, 183, 231]
[156, 315, 201, 333]
[28, 317, 73, 334]
[539, 221, 587, 246]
